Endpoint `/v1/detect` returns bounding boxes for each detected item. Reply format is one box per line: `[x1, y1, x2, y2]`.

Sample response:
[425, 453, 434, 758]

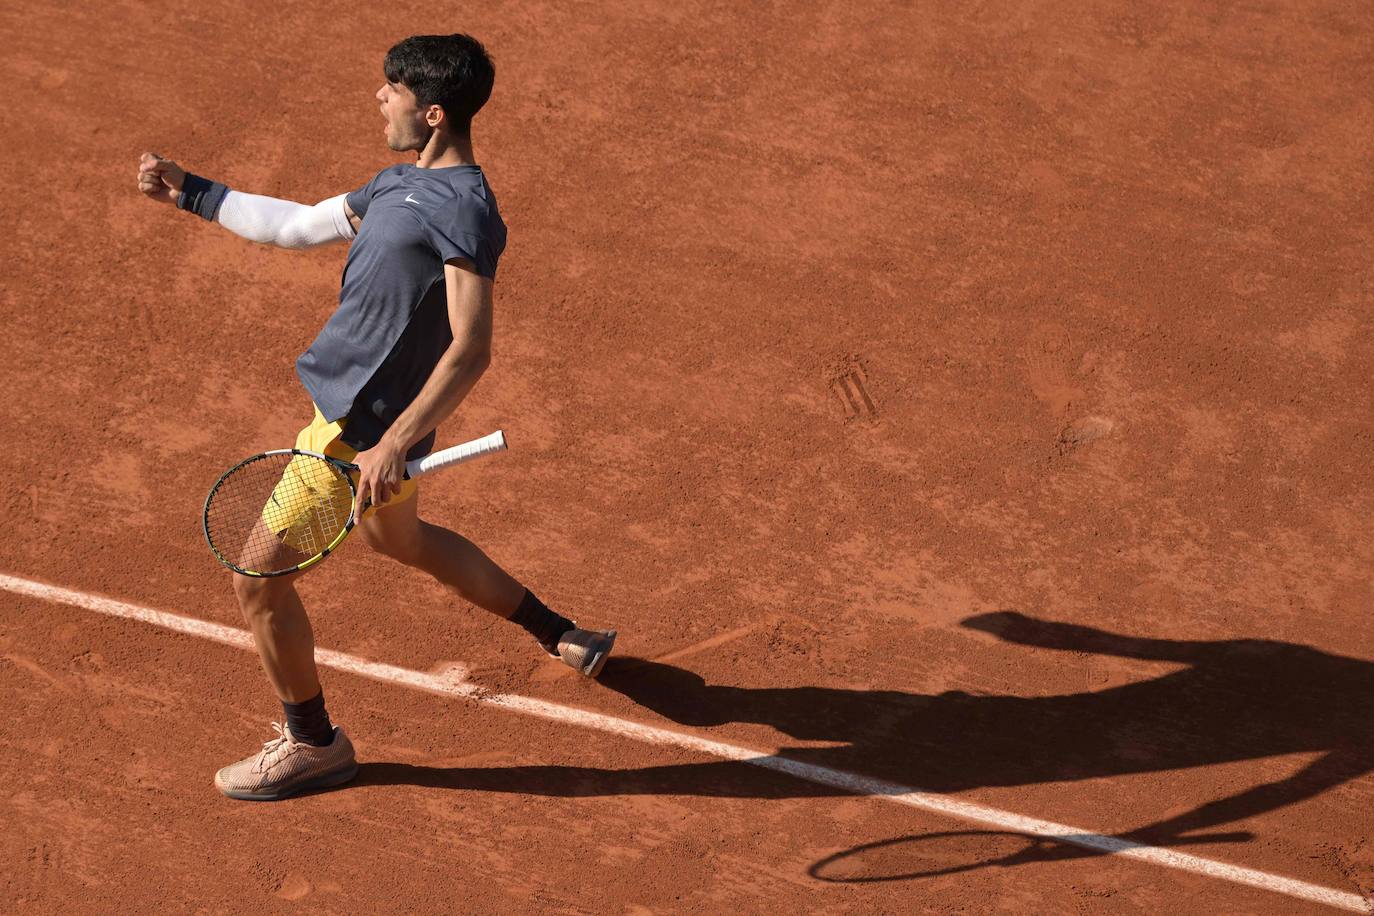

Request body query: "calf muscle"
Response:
[409, 521, 525, 617]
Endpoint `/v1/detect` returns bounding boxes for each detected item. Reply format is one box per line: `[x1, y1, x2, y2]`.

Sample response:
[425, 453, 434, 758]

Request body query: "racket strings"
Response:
[205, 453, 354, 574]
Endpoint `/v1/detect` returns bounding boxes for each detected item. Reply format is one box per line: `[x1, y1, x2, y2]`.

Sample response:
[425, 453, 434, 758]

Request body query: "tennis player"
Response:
[137, 33, 616, 800]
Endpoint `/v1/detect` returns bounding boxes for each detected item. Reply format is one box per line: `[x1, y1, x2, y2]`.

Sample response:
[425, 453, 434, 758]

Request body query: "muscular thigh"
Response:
[355, 490, 426, 562]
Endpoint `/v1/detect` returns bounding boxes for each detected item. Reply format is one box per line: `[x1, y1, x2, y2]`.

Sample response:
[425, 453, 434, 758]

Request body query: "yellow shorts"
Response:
[260, 405, 418, 554]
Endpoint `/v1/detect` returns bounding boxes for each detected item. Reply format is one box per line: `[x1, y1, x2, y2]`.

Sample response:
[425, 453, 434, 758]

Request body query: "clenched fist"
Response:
[137, 152, 185, 205]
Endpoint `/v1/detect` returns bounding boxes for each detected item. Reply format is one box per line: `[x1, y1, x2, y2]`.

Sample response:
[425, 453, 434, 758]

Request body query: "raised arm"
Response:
[136, 152, 356, 249]
[1120, 746, 1374, 845]
[961, 610, 1226, 664]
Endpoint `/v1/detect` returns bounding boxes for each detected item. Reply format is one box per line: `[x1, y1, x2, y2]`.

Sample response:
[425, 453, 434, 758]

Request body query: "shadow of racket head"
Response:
[809, 829, 1254, 884]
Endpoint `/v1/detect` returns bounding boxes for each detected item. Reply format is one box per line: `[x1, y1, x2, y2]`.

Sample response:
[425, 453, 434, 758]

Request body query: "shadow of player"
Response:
[357, 611, 1374, 853]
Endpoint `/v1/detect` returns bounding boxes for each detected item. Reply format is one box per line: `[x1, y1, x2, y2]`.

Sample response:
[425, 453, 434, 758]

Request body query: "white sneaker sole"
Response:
[216, 760, 359, 802]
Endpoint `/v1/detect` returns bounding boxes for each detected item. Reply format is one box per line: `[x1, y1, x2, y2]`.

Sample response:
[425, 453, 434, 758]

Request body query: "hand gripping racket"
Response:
[203, 430, 507, 577]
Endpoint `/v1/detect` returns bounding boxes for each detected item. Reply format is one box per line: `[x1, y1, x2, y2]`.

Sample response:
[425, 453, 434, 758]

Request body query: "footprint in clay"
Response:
[1057, 415, 1115, 455]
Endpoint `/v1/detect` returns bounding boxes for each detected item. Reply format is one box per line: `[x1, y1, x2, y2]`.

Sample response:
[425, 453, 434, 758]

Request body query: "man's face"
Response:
[376, 80, 433, 151]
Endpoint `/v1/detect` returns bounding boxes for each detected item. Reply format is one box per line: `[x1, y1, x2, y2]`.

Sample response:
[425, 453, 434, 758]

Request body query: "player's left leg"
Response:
[232, 568, 320, 702]
[215, 404, 365, 802]
[218, 562, 357, 801]
[357, 494, 616, 676]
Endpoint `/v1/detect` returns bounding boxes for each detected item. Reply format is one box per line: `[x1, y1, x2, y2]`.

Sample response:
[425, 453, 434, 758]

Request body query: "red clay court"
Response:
[3, 0, 1372, 912]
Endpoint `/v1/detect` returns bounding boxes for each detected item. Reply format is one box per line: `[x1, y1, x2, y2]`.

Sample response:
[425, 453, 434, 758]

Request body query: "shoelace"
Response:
[255, 722, 297, 770]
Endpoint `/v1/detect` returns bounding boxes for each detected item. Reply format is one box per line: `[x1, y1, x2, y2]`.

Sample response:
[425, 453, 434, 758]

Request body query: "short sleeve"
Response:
[345, 169, 386, 220]
[423, 208, 505, 279]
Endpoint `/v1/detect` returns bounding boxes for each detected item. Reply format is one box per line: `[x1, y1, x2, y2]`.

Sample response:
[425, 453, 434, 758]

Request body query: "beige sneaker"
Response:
[555, 628, 617, 677]
[214, 722, 357, 801]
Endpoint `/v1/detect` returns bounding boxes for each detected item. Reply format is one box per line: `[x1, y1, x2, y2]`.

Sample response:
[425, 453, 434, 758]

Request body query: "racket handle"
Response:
[405, 430, 507, 479]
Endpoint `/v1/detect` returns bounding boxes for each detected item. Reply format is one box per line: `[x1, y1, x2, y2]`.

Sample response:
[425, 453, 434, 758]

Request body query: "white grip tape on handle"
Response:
[405, 430, 507, 479]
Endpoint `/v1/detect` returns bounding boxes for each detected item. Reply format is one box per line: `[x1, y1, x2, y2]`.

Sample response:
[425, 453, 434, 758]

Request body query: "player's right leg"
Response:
[356, 495, 616, 676]
[355, 490, 525, 614]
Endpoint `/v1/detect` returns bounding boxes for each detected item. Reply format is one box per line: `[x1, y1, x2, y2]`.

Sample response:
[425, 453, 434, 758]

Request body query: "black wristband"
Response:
[176, 172, 231, 221]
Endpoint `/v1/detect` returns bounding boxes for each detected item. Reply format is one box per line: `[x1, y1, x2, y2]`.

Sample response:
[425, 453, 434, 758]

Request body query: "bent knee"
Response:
[232, 570, 298, 608]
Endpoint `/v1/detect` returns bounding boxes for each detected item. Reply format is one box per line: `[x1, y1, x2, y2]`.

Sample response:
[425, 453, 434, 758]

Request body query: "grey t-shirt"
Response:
[295, 163, 506, 458]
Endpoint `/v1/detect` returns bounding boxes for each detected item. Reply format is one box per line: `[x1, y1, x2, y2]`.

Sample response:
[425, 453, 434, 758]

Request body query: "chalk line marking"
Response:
[1, 572, 1367, 914]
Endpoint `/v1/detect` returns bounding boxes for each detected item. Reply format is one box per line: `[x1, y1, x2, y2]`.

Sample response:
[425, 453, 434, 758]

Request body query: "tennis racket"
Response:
[203, 430, 507, 577]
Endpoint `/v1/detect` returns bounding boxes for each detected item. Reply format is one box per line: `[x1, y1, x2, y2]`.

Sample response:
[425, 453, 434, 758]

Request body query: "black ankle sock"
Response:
[510, 589, 574, 655]
[283, 691, 334, 747]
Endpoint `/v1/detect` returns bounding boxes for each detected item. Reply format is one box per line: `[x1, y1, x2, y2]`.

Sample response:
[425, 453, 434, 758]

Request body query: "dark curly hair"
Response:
[383, 34, 494, 136]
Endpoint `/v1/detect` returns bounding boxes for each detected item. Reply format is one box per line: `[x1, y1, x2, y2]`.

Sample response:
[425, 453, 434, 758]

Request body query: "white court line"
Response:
[1, 572, 1368, 914]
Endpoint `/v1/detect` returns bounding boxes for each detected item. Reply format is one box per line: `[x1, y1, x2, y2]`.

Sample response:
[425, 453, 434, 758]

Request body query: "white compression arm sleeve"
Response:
[214, 190, 357, 249]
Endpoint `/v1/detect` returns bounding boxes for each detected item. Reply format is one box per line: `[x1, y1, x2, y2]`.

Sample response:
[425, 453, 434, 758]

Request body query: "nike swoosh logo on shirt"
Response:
[404, 193, 421, 204]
